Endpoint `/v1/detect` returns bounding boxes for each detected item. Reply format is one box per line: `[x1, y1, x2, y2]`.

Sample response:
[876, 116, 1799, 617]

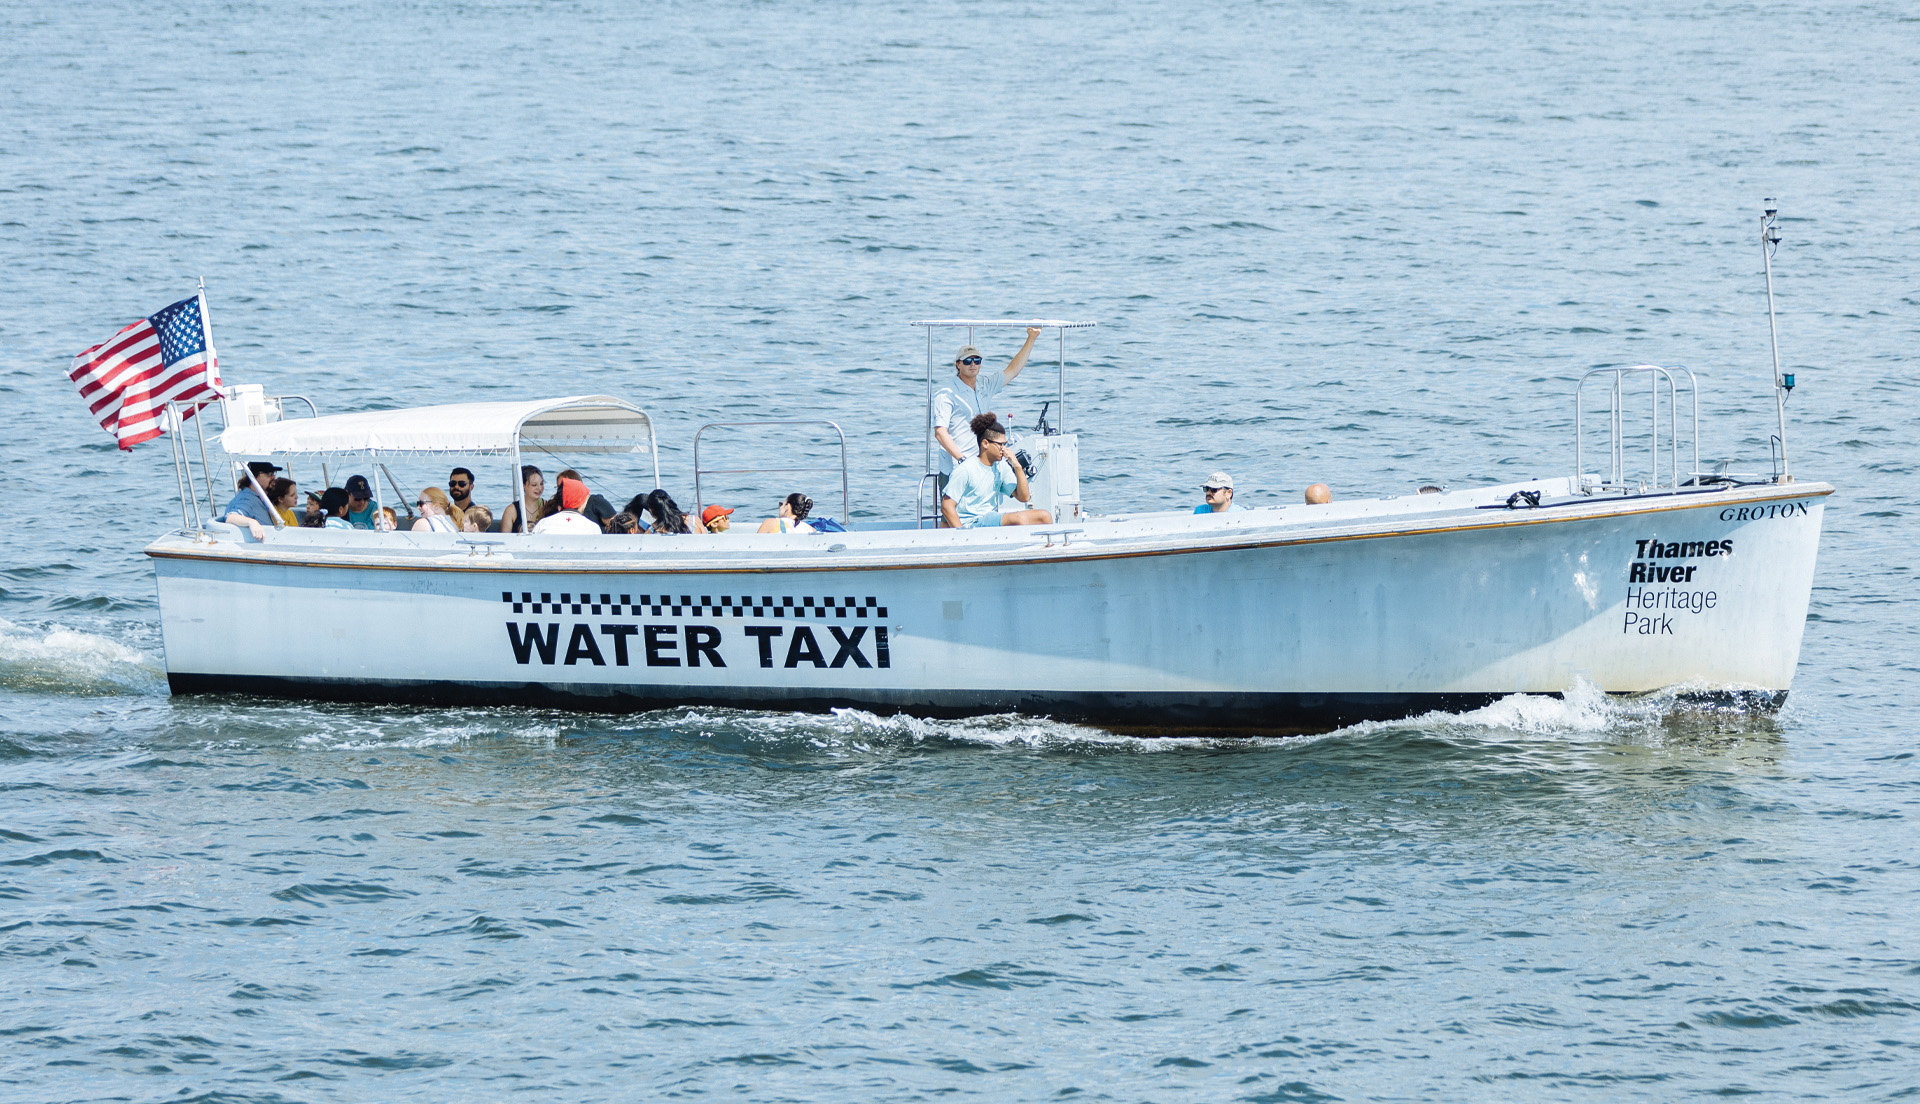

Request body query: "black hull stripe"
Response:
[165, 674, 1788, 737]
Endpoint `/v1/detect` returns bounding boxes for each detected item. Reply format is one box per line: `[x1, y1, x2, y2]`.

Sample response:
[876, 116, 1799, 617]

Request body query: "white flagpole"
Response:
[196, 275, 225, 397]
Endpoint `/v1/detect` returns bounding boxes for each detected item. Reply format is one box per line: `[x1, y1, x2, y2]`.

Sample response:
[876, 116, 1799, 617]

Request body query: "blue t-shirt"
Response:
[346, 503, 377, 530]
[944, 458, 1018, 527]
[223, 487, 276, 527]
[1193, 501, 1241, 514]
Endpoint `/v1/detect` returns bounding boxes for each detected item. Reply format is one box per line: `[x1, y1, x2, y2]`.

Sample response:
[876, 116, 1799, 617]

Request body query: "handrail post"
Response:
[1573, 378, 1584, 491]
[923, 326, 933, 527]
[195, 399, 221, 520]
[693, 426, 706, 519]
[166, 402, 193, 530]
[693, 419, 855, 525]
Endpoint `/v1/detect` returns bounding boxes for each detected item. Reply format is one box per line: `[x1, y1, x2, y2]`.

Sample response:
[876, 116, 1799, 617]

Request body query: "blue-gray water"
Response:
[3, 2, 1918, 1100]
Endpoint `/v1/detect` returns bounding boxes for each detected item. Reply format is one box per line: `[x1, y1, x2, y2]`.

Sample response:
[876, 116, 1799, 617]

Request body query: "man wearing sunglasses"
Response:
[932, 326, 1042, 492]
[448, 467, 477, 515]
[1194, 472, 1241, 513]
[941, 414, 1053, 529]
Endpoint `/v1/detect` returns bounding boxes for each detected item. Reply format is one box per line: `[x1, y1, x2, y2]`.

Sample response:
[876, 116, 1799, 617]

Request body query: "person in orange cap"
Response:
[532, 476, 603, 534]
[700, 504, 735, 533]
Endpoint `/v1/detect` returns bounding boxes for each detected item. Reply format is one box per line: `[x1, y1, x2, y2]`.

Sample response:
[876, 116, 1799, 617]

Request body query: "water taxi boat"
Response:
[141, 213, 1828, 733]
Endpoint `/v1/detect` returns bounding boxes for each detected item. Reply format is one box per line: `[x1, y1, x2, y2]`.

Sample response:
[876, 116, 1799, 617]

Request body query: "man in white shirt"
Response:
[932, 326, 1042, 482]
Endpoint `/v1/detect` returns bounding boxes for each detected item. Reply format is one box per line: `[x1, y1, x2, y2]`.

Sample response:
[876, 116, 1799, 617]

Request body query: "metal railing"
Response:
[692, 420, 850, 525]
[1574, 364, 1699, 492]
[166, 393, 321, 533]
[914, 471, 942, 529]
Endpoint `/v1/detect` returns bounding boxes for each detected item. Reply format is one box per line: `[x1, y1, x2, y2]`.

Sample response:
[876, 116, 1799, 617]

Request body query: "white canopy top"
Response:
[909, 319, 1097, 329]
[219, 395, 657, 457]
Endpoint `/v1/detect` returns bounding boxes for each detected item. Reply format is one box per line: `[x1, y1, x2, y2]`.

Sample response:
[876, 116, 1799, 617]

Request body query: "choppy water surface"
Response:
[3, 1, 1918, 1100]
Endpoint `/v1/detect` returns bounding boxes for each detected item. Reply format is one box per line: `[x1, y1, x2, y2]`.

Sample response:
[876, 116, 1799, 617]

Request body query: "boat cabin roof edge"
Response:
[217, 394, 657, 458]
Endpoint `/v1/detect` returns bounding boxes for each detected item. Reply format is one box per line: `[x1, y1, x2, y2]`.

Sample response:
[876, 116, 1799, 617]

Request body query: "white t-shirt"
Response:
[931, 371, 1008, 474]
[533, 510, 602, 534]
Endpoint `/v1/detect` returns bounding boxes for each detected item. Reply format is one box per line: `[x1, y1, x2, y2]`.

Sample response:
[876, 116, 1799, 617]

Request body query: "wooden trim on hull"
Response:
[165, 673, 1790, 736]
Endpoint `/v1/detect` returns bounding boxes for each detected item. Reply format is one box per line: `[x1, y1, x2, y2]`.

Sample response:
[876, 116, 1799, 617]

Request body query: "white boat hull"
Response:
[149, 480, 1828, 733]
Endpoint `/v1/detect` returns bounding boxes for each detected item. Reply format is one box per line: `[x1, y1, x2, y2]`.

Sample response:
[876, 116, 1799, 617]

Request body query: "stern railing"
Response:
[1574, 364, 1699, 493]
[692, 420, 851, 526]
[165, 393, 320, 533]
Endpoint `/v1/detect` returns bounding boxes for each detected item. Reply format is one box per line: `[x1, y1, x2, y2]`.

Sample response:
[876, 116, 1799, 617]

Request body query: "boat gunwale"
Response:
[143, 482, 1833, 576]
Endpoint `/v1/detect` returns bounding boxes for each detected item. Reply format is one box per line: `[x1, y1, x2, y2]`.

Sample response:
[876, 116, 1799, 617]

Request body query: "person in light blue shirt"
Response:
[932, 327, 1041, 479]
[220, 461, 282, 539]
[1194, 471, 1242, 513]
[941, 414, 1053, 528]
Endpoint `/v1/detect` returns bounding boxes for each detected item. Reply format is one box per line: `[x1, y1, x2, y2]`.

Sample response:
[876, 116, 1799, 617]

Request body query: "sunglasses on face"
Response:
[449, 480, 470, 488]
[958, 356, 983, 366]
[1204, 486, 1228, 493]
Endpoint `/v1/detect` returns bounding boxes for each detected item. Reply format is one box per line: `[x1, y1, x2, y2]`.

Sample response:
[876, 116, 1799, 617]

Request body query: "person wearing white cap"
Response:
[931, 326, 1042, 488]
[1195, 472, 1241, 513]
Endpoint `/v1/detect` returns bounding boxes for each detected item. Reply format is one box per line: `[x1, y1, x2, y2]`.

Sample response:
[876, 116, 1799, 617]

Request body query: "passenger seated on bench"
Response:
[267, 477, 299, 527]
[1305, 483, 1333, 505]
[221, 461, 283, 539]
[941, 414, 1052, 529]
[605, 512, 642, 535]
[1194, 472, 1241, 514]
[500, 466, 545, 533]
[315, 487, 353, 530]
[532, 477, 602, 534]
[374, 507, 399, 532]
[701, 505, 735, 533]
[758, 493, 816, 534]
[544, 469, 617, 531]
[343, 474, 377, 529]
[412, 487, 462, 533]
[619, 495, 654, 532]
[461, 504, 494, 533]
[448, 467, 478, 515]
[639, 489, 700, 534]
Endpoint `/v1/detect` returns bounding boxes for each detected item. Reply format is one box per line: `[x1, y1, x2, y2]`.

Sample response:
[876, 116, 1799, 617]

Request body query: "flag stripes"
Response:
[69, 294, 223, 450]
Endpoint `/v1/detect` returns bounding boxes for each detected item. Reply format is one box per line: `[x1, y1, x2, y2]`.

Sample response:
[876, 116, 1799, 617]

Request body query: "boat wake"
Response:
[649, 677, 1787, 755]
[659, 705, 1155, 754]
[0, 618, 166, 697]
[1330, 677, 1785, 746]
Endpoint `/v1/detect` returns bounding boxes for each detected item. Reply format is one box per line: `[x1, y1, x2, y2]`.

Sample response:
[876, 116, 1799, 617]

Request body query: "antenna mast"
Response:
[1760, 201, 1793, 483]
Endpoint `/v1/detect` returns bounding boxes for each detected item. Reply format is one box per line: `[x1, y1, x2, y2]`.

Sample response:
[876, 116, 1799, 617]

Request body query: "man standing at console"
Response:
[932, 326, 1042, 491]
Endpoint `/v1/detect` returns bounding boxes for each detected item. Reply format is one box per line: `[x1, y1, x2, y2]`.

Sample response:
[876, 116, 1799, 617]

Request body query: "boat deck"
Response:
[147, 476, 1830, 574]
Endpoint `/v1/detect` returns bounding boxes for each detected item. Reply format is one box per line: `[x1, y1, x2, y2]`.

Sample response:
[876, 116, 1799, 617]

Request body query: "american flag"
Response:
[70, 293, 224, 450]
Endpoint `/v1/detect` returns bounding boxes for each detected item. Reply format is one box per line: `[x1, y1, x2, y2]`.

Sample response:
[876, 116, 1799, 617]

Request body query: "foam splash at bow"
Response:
[1330, 677, 1777, 744]
[0, 618, 166, 696]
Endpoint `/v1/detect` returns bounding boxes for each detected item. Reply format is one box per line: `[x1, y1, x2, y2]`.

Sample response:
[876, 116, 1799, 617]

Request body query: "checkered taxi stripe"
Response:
[502, 592, 886, 620]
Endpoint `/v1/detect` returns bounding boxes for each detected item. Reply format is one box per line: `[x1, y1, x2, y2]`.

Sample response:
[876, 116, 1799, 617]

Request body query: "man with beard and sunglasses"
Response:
[447, 467, 477, 516]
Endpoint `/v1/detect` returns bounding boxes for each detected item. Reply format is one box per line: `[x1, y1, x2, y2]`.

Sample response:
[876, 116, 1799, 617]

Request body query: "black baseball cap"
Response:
[344, 474, 373, 498]
[246, 461, 282, 478]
